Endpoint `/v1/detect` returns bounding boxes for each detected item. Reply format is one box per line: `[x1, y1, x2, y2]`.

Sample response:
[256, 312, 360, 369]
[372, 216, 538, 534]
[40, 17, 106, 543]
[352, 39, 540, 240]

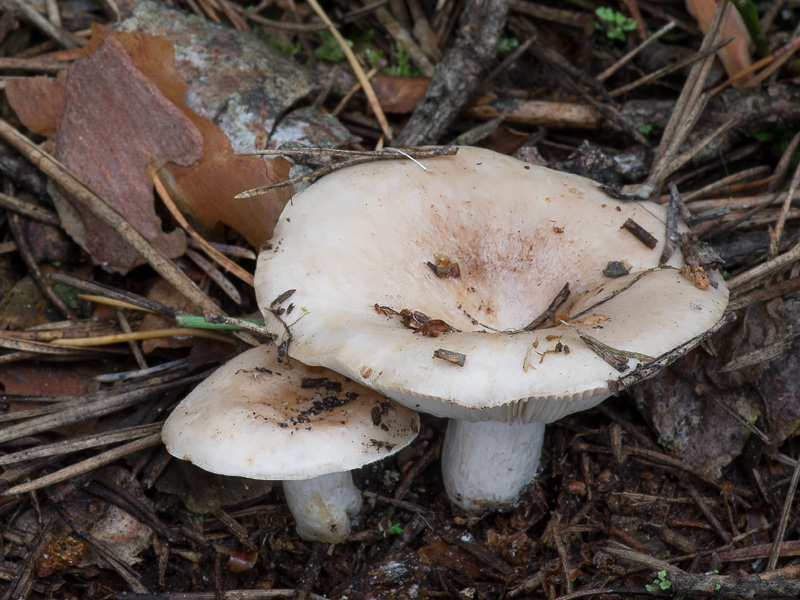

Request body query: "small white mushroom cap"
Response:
[255, 146, 729, 424]
[162, 344, 420, 541]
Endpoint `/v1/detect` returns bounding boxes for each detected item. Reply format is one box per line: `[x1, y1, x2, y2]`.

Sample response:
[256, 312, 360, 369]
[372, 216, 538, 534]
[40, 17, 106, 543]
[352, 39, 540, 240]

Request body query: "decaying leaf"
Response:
[686, 0, 753, 85]
[707, 299, 786, 390]
[370, 75, 430, 114]
[632, 352, 760, 478]
[6, 76, 66, 137]
[75, 467, 154, 566]
[36, 536, 87, 577]
[7, 24, 295, 270]
[116, 0, 316, 151]
[79, 26, 295, 251]
[52, 34, 198, 272]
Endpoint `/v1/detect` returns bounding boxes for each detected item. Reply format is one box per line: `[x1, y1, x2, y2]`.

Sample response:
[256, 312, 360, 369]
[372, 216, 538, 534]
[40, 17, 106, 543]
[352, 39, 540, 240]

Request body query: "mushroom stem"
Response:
[441, 419, 545, 511]
[282, 472, 363, 543]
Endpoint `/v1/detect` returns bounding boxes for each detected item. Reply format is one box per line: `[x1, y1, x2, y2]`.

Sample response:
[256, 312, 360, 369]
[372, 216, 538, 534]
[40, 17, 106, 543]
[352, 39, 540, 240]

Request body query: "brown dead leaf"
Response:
[83, 25, 293, 248]
[9, 24, 293, 262]
[370, 75, 430, 114]
[686, 0, 753, 86]
[0, 360, 102, 436]
[632, 353, 760, 478]
[6, 76, 66, 137]
[52, 34, 197, 272]
[417, 536, 484, 580]
[62, 466, 154, 566]
[116, 0, 315, 148]
[161, 129, 293, 249]
[480, 125, 531, 156]
[707, 299, 786, 389]
[0, 361, 99, 396]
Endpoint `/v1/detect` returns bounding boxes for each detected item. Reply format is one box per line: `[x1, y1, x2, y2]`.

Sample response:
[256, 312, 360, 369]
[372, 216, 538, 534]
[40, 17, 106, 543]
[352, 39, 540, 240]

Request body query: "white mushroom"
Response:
[254, 146, 729, 511]
[162, 345, 420, 541]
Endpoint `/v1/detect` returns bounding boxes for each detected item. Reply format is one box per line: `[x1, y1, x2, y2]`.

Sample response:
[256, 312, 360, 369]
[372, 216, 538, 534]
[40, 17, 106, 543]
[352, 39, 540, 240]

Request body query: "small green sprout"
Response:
[315, 30, 352, 62]
[645, 571, 672, 592]
[636, 123, 653, 135]
[364, 47, 382, 67]
[387, 522, 404, 535]
[595, 7, 637, 42]
[498, 37, 520, 54]
[383, 43, 420, 77]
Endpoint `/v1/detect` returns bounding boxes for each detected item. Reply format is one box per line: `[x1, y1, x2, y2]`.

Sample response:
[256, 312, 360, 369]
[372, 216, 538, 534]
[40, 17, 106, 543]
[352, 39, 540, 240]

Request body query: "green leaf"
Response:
[498, 37, 520, 54]
[382, 43, 420, 77]
[387, 523, 404, 535]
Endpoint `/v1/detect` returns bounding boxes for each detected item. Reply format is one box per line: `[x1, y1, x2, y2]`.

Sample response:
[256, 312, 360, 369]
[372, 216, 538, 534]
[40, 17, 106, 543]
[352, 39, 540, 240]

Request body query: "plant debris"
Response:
[426, 253, 460, 278]
[3, 0, 800, 598]
[432, 348, 466, 366]
[375, 304, 457, 337]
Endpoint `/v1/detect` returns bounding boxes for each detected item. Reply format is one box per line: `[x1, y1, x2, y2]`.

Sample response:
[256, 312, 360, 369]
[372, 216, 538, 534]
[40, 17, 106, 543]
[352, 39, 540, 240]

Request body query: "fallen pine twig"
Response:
[7, 210, 77, 320]
[3, 433, 162, 496]
[397, 0, 507, 146]
[111, 591, 330, 600]
[0, 422, 163, 466]
[0, 372, 208, 445]
[236, 146, 458, 198]
[0, 190, 60, 224]
[51, 273, 183, 317]
[0, 57, 69, 73]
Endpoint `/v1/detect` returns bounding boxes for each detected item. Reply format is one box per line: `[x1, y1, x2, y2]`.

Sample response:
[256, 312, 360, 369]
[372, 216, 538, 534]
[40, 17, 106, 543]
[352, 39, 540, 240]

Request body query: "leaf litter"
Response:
[3, 0, 800, 599]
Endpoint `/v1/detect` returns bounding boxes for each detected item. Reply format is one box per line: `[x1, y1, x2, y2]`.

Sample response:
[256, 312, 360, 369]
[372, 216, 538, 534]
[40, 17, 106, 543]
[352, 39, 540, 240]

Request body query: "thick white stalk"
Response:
[282, 471, 362, 542]
[442, 419, 546, 511]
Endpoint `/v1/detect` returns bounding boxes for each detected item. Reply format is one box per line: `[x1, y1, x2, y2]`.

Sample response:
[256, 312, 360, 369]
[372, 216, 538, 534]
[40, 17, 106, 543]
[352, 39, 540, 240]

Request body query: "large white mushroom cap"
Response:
[255, 147, 729, 423]
[162, 344, 420, 480]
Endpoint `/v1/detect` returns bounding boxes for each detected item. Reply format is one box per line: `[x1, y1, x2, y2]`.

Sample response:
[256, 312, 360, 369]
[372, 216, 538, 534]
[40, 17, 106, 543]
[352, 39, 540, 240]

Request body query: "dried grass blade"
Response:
[0, 335, 103, 355]
[49, 328, 234, 347]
